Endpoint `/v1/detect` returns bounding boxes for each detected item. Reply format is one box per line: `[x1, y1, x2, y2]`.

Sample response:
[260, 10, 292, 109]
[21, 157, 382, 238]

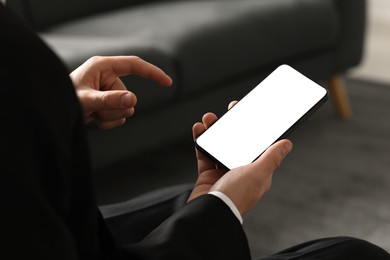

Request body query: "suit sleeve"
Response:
[111, 195, 251, 260]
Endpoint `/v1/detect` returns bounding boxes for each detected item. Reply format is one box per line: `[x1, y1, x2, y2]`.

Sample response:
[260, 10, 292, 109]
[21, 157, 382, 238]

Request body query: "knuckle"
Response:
[129, 55, 141, 62]
[88, 55, 103, 64]
[264, 177, 272, 192]
[271, 155, 282, 169]
[100, 92, 110, 105]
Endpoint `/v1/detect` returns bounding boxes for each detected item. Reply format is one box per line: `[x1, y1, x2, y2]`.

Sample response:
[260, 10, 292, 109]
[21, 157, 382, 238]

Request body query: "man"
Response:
[1, 2, 389, 259]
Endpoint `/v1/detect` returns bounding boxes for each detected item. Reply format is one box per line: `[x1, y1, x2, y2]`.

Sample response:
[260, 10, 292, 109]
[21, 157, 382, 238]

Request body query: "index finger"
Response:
[104, 56, 173, 87]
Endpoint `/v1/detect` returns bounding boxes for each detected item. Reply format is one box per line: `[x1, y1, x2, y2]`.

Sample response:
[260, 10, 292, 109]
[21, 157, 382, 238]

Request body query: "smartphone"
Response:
[195, 64, 328, 170]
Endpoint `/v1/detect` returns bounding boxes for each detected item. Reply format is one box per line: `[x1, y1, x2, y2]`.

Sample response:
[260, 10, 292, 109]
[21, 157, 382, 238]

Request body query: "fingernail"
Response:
[121, 93, 132, 107]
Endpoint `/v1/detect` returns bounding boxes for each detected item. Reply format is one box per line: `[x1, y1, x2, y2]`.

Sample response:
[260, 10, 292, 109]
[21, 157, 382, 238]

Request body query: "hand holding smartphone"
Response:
[195, 64, 328, 170]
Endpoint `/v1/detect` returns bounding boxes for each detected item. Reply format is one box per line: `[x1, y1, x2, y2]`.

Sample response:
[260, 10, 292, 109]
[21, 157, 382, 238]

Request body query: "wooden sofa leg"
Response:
[327, 75, 352, 119]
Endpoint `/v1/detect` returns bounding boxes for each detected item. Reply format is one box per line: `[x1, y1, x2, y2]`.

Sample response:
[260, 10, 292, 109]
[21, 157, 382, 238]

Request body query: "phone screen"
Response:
[195, 64, 328, 170]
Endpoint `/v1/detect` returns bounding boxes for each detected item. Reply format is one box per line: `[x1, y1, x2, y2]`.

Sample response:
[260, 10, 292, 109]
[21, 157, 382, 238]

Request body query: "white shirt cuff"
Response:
[208, 191, 243, 224]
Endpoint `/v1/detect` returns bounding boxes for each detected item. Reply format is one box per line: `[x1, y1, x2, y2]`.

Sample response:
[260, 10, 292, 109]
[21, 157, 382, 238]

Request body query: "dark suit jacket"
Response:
[0, 5, 250, 259]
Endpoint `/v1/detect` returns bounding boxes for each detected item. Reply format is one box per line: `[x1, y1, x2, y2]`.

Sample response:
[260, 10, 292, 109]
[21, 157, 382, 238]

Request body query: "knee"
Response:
[328, 236, 390, 259]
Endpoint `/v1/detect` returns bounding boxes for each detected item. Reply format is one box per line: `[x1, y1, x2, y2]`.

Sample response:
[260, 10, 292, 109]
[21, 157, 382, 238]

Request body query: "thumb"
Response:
[87, 89, 137, 111]
[250, 139, 293, 174]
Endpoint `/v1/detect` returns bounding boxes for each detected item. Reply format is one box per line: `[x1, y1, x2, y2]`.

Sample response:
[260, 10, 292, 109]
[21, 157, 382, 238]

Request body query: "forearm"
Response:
[113, 195, 251, 260]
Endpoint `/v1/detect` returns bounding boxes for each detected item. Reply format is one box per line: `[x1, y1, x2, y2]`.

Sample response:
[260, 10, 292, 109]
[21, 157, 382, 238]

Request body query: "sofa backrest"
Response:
[7, 0, 150, 31]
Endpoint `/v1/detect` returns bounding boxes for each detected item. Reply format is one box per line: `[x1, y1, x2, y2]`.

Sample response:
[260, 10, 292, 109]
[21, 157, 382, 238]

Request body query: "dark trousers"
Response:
[99, 184, 390, 259]
[263, 236, 390, 259]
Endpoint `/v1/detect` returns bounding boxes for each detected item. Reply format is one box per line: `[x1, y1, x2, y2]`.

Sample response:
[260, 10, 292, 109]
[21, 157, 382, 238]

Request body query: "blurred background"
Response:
[8, 0, 390, 258]
[350, 0, 390, 83]
[89, 0, 390, 258]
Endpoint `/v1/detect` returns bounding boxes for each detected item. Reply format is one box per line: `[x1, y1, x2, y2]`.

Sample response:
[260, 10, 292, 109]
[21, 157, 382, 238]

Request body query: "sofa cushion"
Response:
[40, 0, 340, 98]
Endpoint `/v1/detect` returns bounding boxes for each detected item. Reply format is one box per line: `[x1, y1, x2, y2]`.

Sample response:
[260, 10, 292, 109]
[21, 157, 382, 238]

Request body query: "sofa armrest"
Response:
[333, 0, 367, 72]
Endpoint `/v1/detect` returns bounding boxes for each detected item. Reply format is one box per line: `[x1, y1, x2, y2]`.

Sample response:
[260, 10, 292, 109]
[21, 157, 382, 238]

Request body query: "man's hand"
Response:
[188, 101, 293, 216]
[70, 56, 172, 129]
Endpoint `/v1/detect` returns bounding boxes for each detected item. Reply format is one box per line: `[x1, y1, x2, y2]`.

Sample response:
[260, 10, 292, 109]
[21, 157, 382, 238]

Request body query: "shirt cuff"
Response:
[208, 191, 243, 224]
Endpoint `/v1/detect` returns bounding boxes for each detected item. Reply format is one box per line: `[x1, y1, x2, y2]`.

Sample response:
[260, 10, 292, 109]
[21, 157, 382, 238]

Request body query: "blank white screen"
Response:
[196, 65, 327, 170]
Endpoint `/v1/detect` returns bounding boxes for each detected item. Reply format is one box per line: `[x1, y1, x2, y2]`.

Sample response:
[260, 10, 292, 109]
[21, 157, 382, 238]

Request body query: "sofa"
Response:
[9, 0, 366, 172]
